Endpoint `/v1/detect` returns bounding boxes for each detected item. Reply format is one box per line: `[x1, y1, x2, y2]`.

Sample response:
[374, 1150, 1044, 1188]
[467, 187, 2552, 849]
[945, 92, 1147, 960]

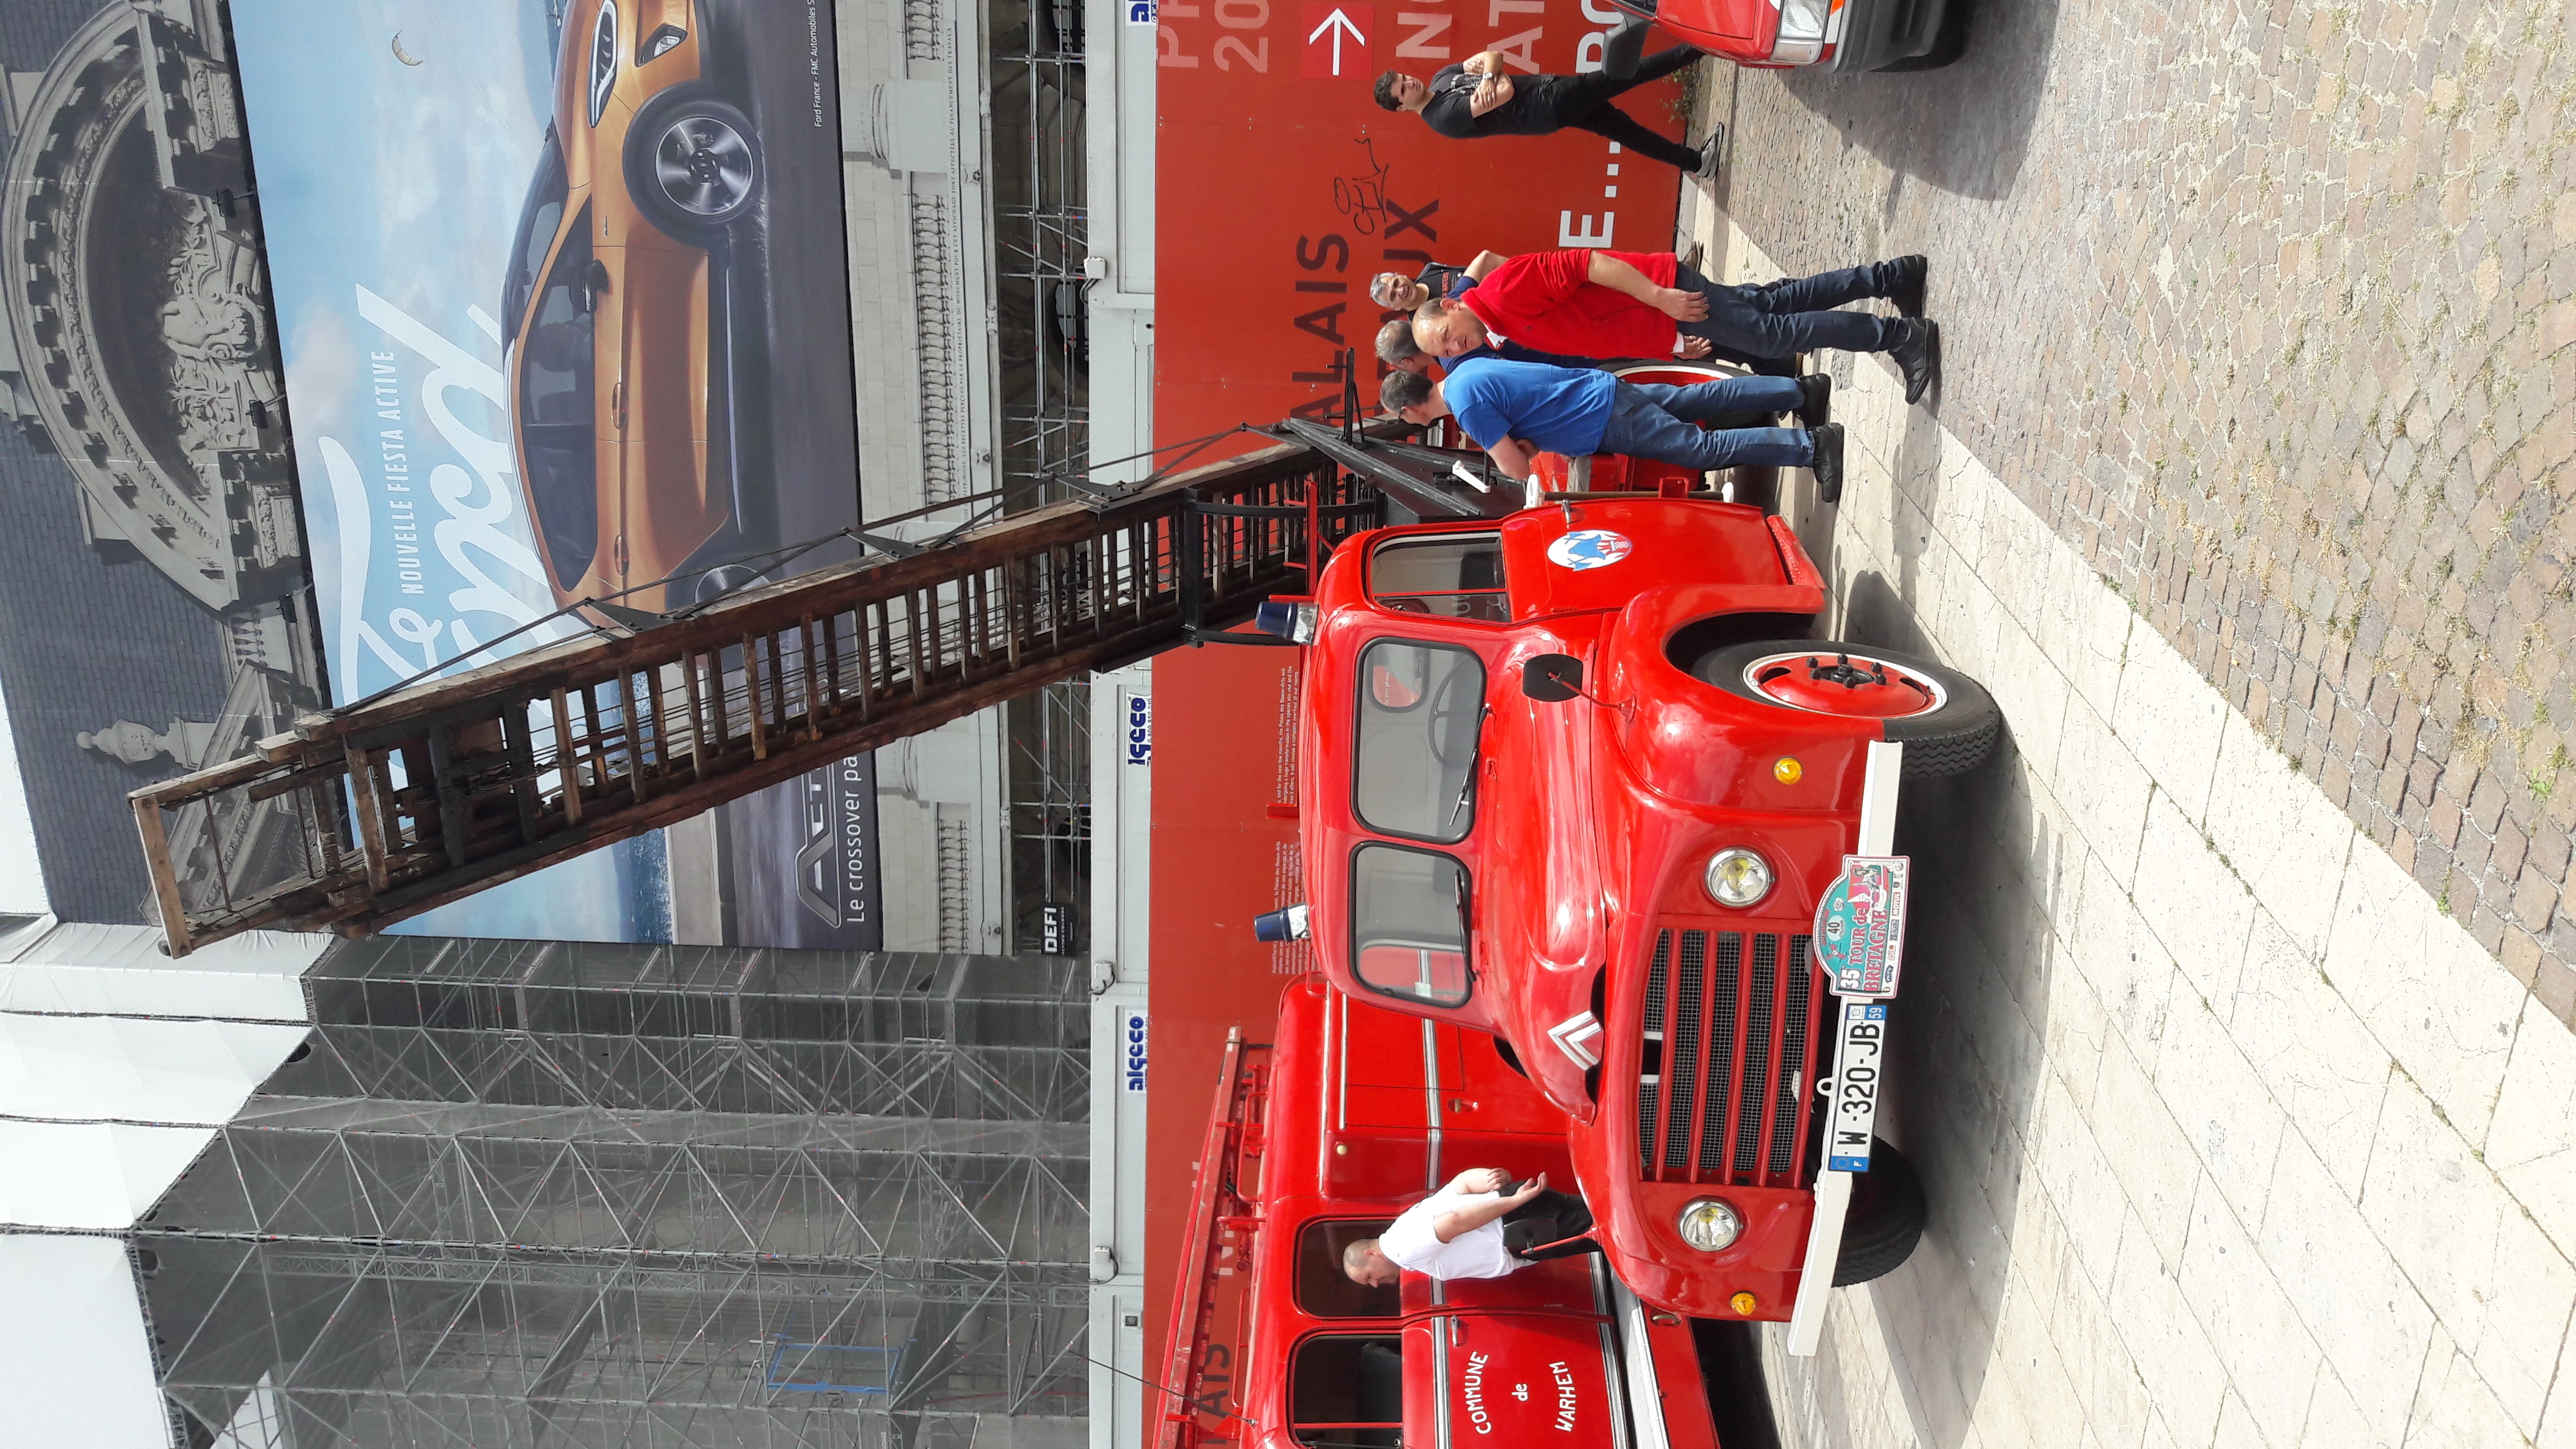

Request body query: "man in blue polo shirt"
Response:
[1380, 360, 1844, 495]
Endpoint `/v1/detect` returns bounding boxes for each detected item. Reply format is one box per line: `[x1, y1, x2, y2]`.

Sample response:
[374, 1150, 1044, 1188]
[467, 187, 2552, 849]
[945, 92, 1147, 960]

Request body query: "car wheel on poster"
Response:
[626, 85, 765, 237]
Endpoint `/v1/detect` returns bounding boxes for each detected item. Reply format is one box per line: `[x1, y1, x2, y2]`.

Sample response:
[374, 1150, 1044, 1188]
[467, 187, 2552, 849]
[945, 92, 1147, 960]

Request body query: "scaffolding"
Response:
[987, 0, 1088, 514]
[1003, 680, 1090, 957]
[133, 939, 1092, 1449]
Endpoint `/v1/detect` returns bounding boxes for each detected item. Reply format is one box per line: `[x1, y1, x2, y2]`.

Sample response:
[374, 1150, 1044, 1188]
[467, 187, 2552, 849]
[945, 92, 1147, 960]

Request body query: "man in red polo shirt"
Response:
[1412, 247, 1941, 404]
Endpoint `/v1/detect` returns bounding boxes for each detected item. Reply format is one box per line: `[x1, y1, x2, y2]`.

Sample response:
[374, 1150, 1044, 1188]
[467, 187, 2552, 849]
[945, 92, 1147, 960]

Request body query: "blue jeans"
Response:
[1674, 261, 1906, 359]
[1596, 376, 1811, 471]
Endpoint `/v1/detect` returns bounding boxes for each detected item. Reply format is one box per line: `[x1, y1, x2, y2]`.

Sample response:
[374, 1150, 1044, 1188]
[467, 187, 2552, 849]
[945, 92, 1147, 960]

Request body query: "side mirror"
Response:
[1521, 653, 1583, 702]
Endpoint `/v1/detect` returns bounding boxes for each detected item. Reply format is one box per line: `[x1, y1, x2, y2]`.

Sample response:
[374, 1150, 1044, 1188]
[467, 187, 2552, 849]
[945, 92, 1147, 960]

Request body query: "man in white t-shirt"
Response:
[1341, 1168, 1600, 1285]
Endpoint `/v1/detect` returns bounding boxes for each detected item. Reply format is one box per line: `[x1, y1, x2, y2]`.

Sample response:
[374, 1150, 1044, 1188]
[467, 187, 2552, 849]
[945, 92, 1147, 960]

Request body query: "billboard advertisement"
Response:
[1142, 0, 1694, 1392]
[227, 0, 880, 945]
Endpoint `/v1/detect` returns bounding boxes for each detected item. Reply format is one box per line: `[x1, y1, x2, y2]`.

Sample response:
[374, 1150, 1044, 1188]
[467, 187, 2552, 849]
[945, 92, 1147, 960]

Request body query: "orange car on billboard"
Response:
[505, 0, 768, 612]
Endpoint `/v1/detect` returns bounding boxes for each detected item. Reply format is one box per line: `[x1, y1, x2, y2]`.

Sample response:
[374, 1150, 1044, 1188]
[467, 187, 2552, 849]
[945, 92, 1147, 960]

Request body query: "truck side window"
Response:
[1290, 1335, 1404, 1449]
[1295, 1219, 1400, 1319]
[1352, 640, 1486, 844]
[1370, 533, 1508, 622]
[1349, 844, 1471, 1009]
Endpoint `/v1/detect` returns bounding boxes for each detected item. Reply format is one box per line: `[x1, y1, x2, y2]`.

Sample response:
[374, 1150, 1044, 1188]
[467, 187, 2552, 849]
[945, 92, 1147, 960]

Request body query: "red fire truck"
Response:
[1156, 982, 1780, 1449]
[1245, 464, 1997, 1349]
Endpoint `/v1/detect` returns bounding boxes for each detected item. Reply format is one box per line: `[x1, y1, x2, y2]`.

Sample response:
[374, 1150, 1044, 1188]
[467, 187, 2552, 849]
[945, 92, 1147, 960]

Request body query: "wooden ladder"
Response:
[134, 436, 1373, 955]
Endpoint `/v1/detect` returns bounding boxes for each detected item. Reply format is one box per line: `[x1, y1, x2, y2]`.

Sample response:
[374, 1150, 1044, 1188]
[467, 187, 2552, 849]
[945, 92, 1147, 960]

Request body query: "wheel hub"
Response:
[1744, 651, 1945, 720]
[1804, 656, 1888, 690]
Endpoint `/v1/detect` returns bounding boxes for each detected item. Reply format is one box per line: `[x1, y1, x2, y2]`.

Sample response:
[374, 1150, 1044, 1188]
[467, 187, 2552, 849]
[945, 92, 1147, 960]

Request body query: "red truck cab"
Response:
[1622, 0, 1964, 73]
[1255, 490, 1997, 1346]
[1156, 982, 1770, 1449]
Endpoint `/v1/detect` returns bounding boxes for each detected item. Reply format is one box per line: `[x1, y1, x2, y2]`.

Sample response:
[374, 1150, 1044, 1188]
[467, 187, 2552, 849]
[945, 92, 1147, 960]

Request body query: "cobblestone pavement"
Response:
[1693, 220, 2576, 1449]
[1694, 0, 2576, 1024]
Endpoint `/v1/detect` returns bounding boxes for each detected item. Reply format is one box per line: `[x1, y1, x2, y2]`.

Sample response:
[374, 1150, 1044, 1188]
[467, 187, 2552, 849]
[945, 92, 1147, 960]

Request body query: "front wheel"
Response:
[1871, 0, 1969, 70]
[1689, 639, 1998, 778]
[1832, 1139, 1925, 1284]
[625, 87, 764, 236]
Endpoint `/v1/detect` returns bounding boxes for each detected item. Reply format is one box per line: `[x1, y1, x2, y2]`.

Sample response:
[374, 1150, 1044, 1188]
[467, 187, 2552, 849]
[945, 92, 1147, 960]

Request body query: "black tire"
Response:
[1832, 1138, 1925, 1285]
[1689, 639, 1998, 778]
[1873, 0, 1969, 71]
[625, 87, 763, 237]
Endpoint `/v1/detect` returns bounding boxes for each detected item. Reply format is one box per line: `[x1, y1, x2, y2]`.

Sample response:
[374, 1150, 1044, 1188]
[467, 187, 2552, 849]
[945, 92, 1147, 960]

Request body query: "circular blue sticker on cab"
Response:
[1547, 529, 1634, 571]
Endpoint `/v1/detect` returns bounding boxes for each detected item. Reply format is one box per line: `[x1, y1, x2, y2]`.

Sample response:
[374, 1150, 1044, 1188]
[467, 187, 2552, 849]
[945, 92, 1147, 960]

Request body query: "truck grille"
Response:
[1633, 925, 1826, 1189]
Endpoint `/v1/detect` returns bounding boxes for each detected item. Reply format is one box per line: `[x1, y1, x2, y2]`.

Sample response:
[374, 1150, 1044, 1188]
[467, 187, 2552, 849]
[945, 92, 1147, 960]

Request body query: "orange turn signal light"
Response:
[1773, 757, 1802, 784]
[1729, 1291, 1758, 1316]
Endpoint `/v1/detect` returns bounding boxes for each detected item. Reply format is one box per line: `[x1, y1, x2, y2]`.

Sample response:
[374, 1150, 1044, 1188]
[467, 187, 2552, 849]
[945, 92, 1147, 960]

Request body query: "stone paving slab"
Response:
[1689, 0, 2576, 1027]
[1689, 217, 2576, 1449]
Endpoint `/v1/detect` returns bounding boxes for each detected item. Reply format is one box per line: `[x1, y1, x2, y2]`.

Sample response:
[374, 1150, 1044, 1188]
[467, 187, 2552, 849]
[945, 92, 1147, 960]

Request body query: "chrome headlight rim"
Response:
[1676, 1196, 1744, 1252]
[1703, 847, 1774, 909]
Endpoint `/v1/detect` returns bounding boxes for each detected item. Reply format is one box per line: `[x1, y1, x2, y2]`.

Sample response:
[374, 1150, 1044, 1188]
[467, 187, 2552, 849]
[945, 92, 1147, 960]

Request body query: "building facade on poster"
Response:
[0, 1, 328, 925]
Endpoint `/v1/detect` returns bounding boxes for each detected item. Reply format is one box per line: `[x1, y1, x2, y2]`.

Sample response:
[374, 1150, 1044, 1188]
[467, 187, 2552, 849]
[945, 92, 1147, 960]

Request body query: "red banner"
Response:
[1153, 0, 1689, 449]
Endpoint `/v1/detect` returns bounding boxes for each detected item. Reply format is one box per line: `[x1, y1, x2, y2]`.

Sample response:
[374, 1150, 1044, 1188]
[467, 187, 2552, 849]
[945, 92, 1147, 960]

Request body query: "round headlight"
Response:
[1676, 1198, 1743, 1252]
[1704, 848, 1773, 907]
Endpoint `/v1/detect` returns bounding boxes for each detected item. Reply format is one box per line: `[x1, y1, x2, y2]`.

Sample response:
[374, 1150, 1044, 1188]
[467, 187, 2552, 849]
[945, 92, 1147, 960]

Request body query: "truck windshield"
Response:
[1349, 844, 1471, 1009]
[1369, 532, 1507, 621]
[1351, 639, 1485, 842]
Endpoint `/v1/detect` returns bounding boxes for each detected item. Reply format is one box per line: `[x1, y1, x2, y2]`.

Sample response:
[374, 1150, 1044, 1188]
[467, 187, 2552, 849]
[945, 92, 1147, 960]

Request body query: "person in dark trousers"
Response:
[1342, 1169, 1602, 1284]
[1372, 317, 1619, 377]
[1412, 246, 1941, 404]
[1382, 359, 1843, 494]
[1373, 43, 1718, 177]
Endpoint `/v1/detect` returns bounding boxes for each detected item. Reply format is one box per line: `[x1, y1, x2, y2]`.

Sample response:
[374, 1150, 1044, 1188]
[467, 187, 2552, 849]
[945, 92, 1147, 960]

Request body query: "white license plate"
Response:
[1824, 1001, 1889, 1172]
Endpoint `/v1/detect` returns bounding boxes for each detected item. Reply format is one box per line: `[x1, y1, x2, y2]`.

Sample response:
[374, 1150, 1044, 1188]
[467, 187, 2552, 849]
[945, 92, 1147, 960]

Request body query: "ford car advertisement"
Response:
[231, 0, 877, 944]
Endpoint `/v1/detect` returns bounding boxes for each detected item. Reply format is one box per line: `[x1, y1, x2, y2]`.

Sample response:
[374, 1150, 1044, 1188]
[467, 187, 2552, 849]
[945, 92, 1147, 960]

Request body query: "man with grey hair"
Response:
[1412, 246, 1938, 403]
[1372, 317, 1625, 378]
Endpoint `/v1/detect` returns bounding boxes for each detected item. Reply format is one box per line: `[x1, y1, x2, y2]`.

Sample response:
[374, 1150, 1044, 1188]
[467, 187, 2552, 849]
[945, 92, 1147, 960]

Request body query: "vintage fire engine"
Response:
[1246, 459, 1998, 1350]
[1156, 982, 1778, 1449]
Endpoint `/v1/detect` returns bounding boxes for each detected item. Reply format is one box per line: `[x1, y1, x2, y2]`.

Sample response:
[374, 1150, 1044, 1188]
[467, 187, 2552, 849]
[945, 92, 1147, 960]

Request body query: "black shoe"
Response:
[1886, 318, 1939, 404]
[1811, 423, 1844, 504]
[1600, 14, 1652, 78]
[1793, 373, 1832, 427]
[1696, 122, 1727, 180]
[1883, 255, 1928, 318]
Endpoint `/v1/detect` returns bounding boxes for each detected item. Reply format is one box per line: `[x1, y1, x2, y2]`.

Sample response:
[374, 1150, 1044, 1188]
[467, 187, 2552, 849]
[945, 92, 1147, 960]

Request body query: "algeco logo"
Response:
[1125, 693, 1153, 765]
[1123, 1012, 1148, 1091]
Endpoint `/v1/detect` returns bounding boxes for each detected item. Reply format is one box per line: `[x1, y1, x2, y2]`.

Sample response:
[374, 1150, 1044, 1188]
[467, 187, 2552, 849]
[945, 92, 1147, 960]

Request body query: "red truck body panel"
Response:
[1158, 982, 1730, 1449]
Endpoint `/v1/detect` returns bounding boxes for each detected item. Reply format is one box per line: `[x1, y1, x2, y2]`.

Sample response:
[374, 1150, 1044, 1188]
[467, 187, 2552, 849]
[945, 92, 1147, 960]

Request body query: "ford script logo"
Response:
[1123, 1011, 1149, 1091]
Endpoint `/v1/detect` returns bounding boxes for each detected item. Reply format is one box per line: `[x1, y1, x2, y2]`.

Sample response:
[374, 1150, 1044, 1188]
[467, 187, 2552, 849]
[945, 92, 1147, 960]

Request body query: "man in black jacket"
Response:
[1373, 43, 1714, 176]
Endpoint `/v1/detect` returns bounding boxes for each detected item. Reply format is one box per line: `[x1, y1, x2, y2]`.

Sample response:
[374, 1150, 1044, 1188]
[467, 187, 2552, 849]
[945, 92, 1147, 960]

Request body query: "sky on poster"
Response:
[230, 1, 666, 940]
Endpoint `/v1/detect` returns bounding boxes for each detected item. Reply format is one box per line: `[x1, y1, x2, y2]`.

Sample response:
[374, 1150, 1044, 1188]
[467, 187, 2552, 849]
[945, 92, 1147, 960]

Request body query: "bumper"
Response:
[1828, 0, 1951, 71]
[1783, 737, 1905, 1355]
